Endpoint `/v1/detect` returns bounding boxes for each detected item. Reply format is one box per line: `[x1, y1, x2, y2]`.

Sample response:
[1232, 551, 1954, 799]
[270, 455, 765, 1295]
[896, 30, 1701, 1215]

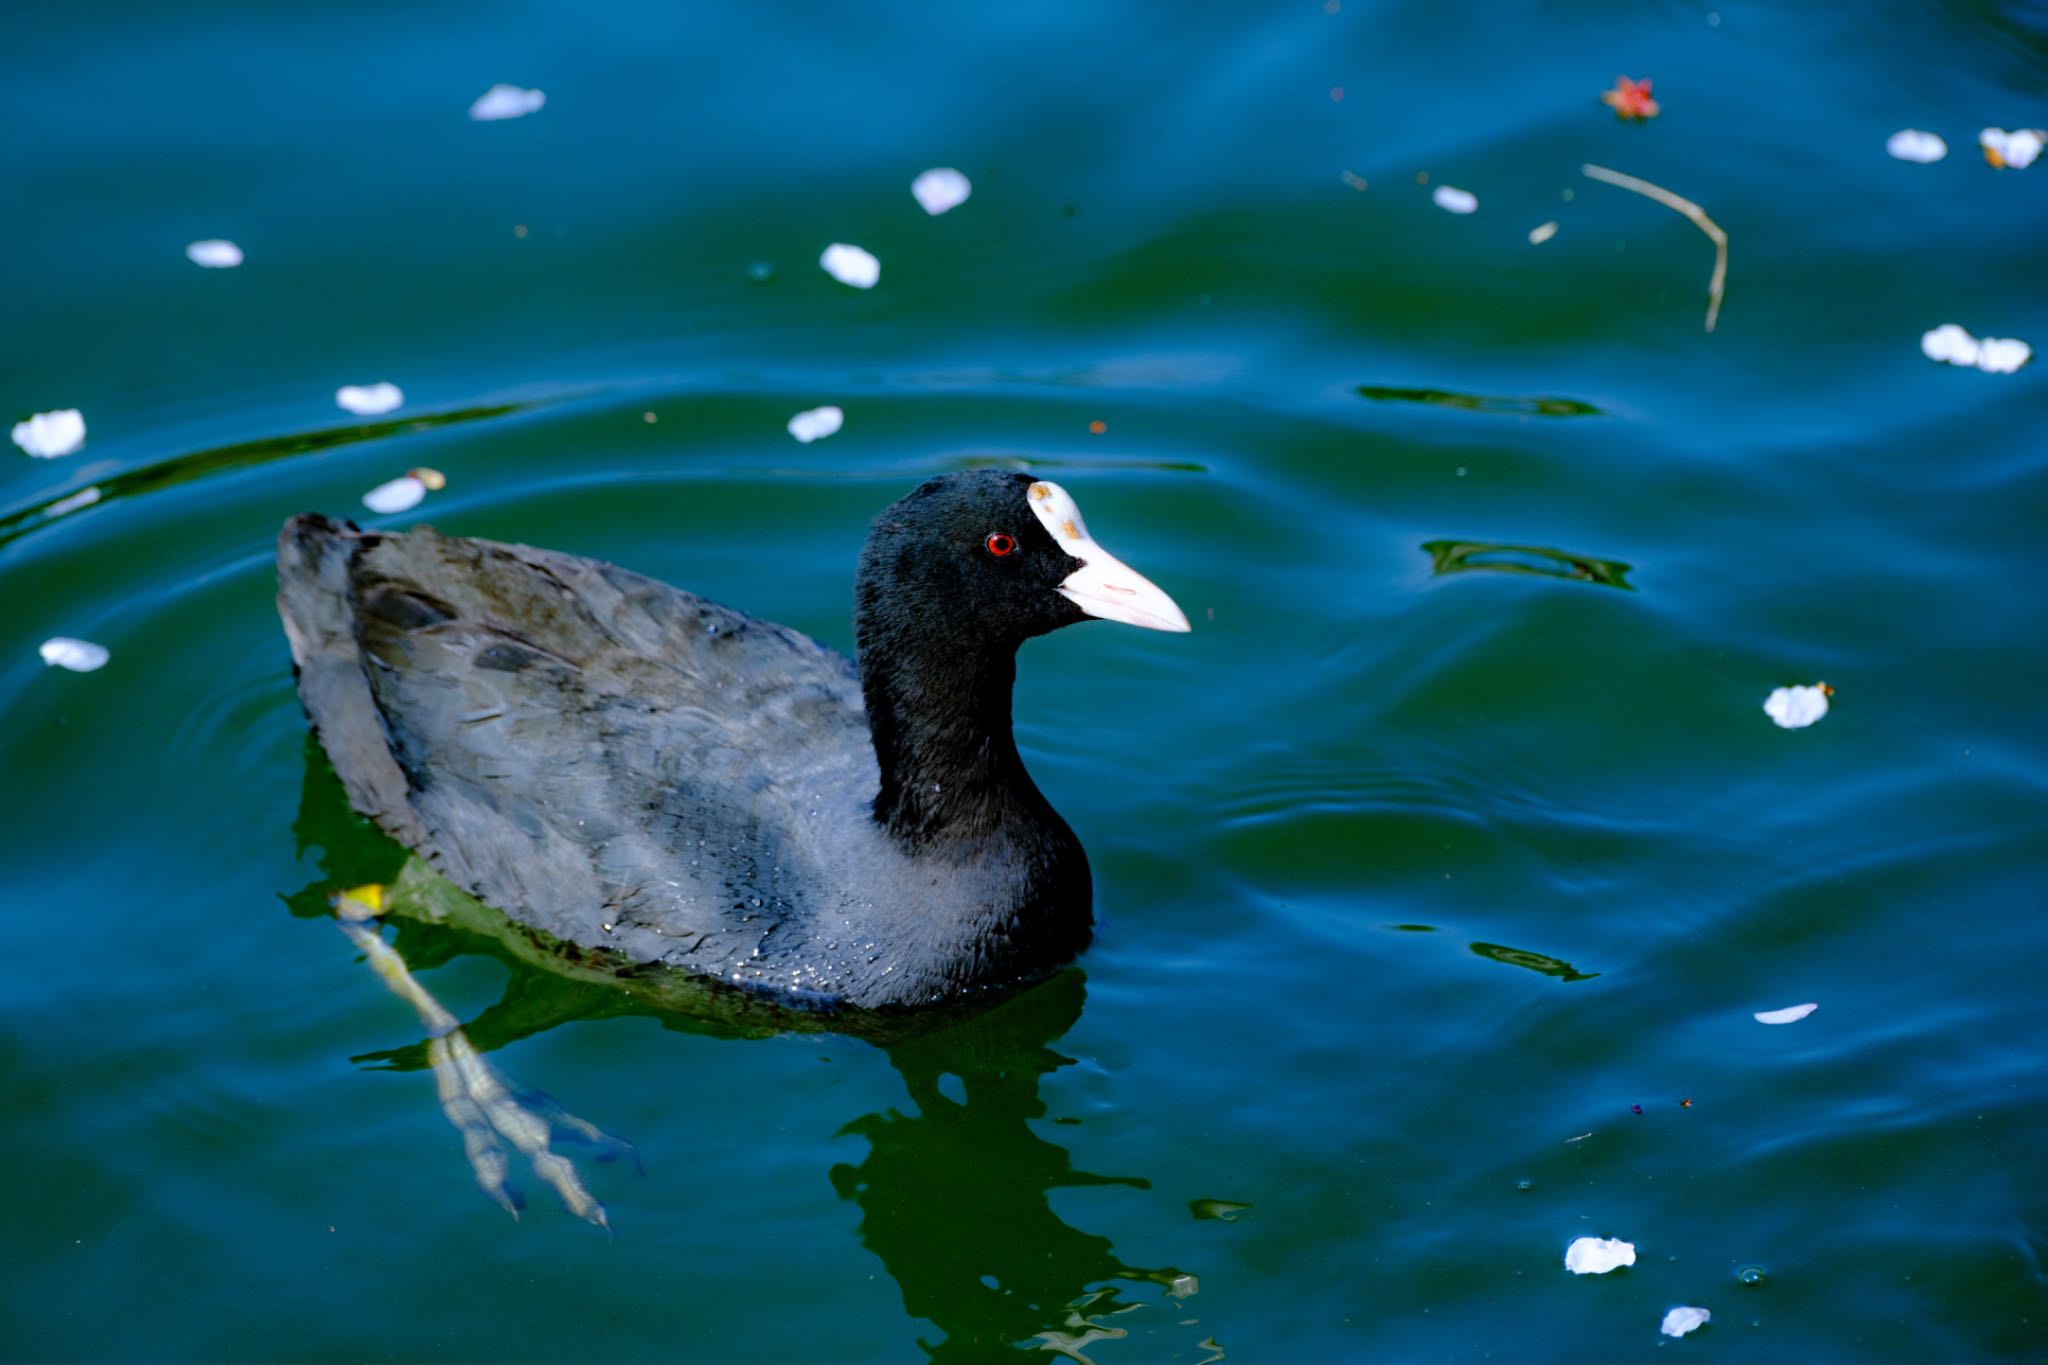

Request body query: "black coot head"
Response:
[856, 471, 1189, 651]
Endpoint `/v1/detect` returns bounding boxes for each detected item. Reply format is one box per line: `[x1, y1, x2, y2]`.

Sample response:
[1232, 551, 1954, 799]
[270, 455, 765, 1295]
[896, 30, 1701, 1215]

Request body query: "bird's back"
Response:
[277, 515, 893, 1000]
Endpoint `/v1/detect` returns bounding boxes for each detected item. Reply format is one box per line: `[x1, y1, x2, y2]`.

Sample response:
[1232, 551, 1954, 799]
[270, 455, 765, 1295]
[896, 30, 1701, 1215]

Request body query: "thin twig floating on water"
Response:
[1581, 163, 1728, 333]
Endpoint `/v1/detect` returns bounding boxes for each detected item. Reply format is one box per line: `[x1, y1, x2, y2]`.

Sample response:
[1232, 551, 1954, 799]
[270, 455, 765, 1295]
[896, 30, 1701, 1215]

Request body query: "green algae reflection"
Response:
[1423, 540, 1634, 590]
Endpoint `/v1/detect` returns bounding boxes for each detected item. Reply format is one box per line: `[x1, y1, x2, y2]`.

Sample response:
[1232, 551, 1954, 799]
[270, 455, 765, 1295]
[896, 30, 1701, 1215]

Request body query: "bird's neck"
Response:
[857, 629, 1054, 847]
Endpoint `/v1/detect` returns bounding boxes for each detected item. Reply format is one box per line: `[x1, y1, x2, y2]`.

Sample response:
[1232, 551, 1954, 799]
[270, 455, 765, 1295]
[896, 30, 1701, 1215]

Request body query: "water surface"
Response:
[5, 2, 2046, 1359]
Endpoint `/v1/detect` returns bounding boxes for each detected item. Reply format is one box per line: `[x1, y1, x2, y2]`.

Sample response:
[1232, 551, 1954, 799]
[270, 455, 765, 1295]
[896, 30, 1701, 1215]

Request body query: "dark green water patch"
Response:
[1357, 385, 1604, 418]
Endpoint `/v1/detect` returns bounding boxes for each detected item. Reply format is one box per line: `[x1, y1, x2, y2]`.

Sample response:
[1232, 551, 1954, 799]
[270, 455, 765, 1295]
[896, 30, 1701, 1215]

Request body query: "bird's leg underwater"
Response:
[333, 885, 634, 1234]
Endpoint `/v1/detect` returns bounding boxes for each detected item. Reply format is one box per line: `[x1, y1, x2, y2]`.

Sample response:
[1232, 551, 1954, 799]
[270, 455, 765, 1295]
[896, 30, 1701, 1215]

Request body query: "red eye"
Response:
[985, 532, 1016, 557]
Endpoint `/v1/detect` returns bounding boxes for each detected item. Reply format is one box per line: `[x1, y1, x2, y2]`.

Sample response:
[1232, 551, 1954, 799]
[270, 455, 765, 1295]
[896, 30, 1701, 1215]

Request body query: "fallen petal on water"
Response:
[1974, 336, 2031, 373]
[470, 84, 545, 121]
[1763, 683, 1830, 729]
[1921, 323, 1981, 367]
[1564, 1236, 1636, 1275]
[40, 637, 110, 672]
[912, 167, 972, 215]
[1528, 221, 1558, 244]
[1601, 76, 1660, 120]
[186, 238, 244, 268]
[1661, 1306, 1711, 1338]
[787, 405, 844, 443]
[1979, 127, 2043, 169]
[336, 383, 405, 416]
[820, 243, 880, 288]
[12, 409, 87, 458]
[1885, 130, 1947, 163]
[1432, 185, 1478, 214]
[363, 476, 427, 514]
[1754, 1002, 1818, 1024]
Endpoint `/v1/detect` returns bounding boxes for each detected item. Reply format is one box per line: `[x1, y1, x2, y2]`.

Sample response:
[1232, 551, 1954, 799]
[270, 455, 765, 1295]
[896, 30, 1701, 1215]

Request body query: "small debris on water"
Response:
[1432, 185, 1478, 214]
[336, 383, 404, 416]
[470, 84, 545, 121]
[1661, 1306, 1711, 1338]
[787, 405, 844, 443]
[820, 243, 880, 289]
[1601, 76, 1660, 120]
[1922, 323, 2031, 373]
[12, 409, 86, 458]
[363, 475, 427, 514]
[1763, 682, 1831, 729]
[1976, 336, 2033, 372]
[1979, 127, 2043, 169]
[1885, 130, 1947, 163]
[911, 167, 971, 216]
[1528, 221, 1559, 244]
[1564, 1236, 1636, 1275]
[186, 239, 244, 268]
[1754, 1002, 1818, 1025]
[39, 637, 109, 672]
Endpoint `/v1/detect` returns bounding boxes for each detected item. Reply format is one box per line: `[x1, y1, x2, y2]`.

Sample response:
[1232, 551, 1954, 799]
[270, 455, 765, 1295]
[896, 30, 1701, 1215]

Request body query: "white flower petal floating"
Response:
[1980, 127, 2043, 170]
[470, 84, 546, 121]
[1564, 1236, 1636, 1275]
[1885, 130, 1947, 164]
[912, 167, 972, 216]
[186, 239, 244, 268]
[1432, 185, 1479, 214]
[1755, 1002, 1818, 1025]
[1924, 324, 2032, 374]
[12, 408, 87, 458]
[1661, 1306, 1712, 1338]
[787, 405, 844, 443]
[362, 475, 427, 514]
[1921, 323, 1981, 367]
[1974, 336, 2032, 374]
[1528, 221, 1558, 245]
[39, 637, 110, 672]
[1763, 683, 1830, 729]
[820, 243, 880, 289]
[336, 383, 404, 416]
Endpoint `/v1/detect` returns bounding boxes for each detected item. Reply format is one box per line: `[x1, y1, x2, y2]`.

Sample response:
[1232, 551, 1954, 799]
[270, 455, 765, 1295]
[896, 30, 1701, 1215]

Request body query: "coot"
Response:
[278, 471, 1188, 1011]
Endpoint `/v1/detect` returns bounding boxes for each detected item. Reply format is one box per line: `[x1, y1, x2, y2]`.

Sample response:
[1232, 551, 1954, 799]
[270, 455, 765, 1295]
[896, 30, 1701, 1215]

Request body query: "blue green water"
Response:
[5, 2, 2046, 1359]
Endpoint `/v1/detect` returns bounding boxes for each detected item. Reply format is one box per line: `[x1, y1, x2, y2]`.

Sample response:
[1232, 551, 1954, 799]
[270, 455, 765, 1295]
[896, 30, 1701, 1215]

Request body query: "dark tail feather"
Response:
[276, 515, 427, 845]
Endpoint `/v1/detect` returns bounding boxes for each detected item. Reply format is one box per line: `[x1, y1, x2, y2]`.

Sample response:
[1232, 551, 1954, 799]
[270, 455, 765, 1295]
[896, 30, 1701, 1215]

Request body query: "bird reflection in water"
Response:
[830, 971, 1197, 1361]
[289, 741, 1206, 1360]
